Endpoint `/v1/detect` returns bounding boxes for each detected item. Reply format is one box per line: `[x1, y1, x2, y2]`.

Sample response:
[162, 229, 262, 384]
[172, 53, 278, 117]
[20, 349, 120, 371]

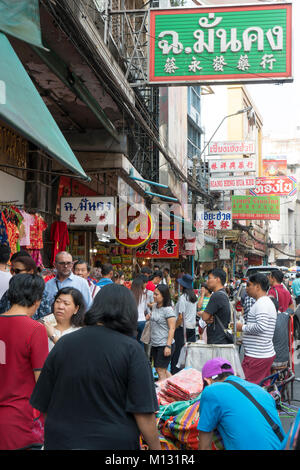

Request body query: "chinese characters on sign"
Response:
[135, 232, 179, 258]
[61, 197, 115, 226]
[209, 176, 256, 191]
[209, 158, 256, 173]
[208, 141, 256, 156]
[249, 176, 297, 197]
[149, 4, 292, 84]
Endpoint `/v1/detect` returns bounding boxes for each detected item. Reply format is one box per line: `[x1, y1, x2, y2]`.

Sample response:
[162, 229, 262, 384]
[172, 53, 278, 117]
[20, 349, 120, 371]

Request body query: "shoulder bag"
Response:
[226, 379, 284, 442]
[214, 314, 234, 344]
[213, 290, 234, 344]
[140, 320, 151, 344]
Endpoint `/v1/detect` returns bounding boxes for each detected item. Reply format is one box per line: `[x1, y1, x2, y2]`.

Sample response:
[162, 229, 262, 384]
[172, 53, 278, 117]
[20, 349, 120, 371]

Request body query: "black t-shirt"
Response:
[204, 289, 231, 344]
[30, 326, 158, 450]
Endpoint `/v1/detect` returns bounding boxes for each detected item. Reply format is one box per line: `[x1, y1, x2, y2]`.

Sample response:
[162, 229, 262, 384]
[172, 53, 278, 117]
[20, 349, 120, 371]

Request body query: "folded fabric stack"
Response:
[157, 368, 203, 405]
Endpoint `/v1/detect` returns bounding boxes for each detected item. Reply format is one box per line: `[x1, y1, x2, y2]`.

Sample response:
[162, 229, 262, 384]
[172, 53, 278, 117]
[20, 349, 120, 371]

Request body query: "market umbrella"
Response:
[288, 266, 300, 272]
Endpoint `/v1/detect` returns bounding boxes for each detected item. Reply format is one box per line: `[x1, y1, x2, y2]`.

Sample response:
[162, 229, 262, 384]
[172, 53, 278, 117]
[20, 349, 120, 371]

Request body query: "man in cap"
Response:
[197, 358, 285, 450]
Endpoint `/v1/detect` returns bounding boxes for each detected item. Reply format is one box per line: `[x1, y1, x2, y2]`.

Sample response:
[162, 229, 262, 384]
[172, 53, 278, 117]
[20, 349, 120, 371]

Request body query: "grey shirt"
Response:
[150, 305, 176, 347]
[175, 294, 197, 329]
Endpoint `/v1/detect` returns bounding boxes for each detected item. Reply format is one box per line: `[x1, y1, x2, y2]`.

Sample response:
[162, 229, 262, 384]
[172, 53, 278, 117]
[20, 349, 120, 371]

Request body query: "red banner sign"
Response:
[135, 231, 179, 258]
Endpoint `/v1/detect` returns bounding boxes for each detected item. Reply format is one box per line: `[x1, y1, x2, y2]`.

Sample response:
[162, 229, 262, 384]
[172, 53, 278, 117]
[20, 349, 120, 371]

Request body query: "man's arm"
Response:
[202, 311, 214, 323]
[198, 431, 213, 450]
[133, 413, 161, 450]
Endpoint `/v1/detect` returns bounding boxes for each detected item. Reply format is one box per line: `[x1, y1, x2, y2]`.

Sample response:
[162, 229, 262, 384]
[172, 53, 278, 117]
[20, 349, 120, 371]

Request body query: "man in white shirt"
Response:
[0, 245, 11, 299]
[236, 273, 277, 385]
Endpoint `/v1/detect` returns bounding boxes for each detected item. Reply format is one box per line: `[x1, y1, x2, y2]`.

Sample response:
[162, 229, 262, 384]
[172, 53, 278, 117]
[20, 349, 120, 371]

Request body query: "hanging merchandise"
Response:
[19, 210, 35, 247]
[50, 221, 70, 265]
[0, 211, 9, 246]
[26, 213, 47, 266]
[3, 206, 24, 256]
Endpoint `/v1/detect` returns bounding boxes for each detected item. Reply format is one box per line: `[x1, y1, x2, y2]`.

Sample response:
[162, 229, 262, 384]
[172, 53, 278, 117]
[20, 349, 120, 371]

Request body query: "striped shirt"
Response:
[242, 296, 277, 359]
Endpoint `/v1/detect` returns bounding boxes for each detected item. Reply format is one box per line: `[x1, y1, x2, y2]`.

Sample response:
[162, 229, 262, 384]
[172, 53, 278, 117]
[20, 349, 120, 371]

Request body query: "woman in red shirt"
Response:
[0, 274, 48, 450]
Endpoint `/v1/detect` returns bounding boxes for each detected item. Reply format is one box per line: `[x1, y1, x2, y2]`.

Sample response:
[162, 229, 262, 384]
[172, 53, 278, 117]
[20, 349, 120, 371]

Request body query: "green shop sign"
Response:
[149, 3, 292, 84]
[231, 195, 280, 221]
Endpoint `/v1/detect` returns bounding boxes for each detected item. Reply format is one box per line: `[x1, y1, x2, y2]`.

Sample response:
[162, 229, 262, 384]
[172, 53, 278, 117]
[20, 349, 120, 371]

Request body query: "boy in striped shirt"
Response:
[236, 273, 277, 385]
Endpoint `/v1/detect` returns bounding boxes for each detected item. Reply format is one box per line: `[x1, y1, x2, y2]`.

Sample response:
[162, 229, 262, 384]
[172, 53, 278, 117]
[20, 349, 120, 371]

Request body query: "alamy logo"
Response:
[0, 81, 6, 104]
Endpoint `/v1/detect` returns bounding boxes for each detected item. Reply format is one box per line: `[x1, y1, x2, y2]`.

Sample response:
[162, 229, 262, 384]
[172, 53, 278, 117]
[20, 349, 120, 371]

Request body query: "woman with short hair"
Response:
[0, 274, 48, 450]
[42, 287, 86, 352]
[0, 255, 51, 319]
[149, 284, 176, 381]
[30, 284, 160, 450]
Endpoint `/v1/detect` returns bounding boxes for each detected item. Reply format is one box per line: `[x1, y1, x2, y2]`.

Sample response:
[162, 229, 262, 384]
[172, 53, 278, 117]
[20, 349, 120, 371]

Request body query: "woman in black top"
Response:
[30, 284, 160, 450]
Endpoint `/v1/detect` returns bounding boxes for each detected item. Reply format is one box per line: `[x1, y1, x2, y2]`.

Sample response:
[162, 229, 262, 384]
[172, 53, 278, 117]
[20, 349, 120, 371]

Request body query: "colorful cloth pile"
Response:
[157, 368, 203, 405]
[140, 398, 224, 451]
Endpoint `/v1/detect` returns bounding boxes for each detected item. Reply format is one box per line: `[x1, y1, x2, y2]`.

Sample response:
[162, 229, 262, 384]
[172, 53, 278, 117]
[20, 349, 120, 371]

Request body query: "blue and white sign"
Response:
[61, 197, 115, 226]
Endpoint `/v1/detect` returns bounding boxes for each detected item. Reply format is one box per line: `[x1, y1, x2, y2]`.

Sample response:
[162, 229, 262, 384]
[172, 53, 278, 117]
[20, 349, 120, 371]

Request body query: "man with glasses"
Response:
[45, 252, 92, 310]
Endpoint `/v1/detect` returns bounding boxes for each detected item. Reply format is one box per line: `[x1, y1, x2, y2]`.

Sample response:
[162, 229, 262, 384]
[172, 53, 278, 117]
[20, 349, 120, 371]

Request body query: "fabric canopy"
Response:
[0, 33, 89, 181]
[0, 0, 47, 49]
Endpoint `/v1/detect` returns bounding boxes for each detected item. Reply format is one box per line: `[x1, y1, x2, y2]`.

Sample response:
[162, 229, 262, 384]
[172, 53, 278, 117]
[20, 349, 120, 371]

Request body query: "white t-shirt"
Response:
[137, 293, 147, 322]
[175, 294, 197, 329]
[242, 295, 277, 358]
[0, 271, 12, 300]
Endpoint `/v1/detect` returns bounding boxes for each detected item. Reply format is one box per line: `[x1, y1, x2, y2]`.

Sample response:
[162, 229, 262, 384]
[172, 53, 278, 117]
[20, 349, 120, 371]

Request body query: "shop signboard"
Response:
[232, 195, 280, 220]
[194, 211, 232, 230]
[262, 159, 287, 177]
[208, 141, 255, 156]
[249, 176, 297, 197]
[210, 176, 256, 191]
[135, 231, 179, 258]
[219, 249, 230, 260]
[149, 3, 292, 84]
[61, 197, 115, 226]
[209, 158, 256, 173]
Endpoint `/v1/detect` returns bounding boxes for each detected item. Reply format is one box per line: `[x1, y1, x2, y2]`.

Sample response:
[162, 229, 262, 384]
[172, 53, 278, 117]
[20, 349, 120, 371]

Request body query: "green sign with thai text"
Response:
[149, 3, 292, 84]
[232, 195, 280, 221]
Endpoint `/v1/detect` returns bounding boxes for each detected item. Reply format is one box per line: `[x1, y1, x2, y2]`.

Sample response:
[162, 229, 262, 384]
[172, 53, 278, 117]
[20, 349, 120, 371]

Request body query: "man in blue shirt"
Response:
[197, 357, 285, 450]
[292, 273, 300, 305]
[45, 252, 92, 310]
[96, 263, 114, 288]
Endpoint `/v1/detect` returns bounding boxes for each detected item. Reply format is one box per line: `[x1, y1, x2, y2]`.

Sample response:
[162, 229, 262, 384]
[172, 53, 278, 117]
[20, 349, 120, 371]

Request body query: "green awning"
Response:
[0, 33, 88, 180]
[0, 0, 47, 49]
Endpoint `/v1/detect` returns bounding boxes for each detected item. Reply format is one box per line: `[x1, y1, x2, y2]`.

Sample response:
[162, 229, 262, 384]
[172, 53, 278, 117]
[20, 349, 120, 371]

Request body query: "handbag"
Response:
[226, 380, 284, 442]
[140, 320, 151, 344]
[215, 314, 234, 344]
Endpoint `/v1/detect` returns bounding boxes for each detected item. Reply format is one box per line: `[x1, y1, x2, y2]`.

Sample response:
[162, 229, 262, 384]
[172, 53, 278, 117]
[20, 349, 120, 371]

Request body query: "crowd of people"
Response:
[0, 243, 298, 450]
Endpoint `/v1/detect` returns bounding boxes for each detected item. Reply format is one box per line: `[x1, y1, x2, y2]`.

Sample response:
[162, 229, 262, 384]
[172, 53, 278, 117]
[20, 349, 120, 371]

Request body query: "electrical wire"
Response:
[43, 0, 212, 199]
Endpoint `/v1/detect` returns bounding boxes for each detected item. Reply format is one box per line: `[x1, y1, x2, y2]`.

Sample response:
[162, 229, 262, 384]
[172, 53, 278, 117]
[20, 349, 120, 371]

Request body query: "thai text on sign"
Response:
[194, 211, 232, 231]
[208, 141, 255, 156]
[149, 3, 292, 84]
[232, 195, 280, 220]
[249, 176, 297, 197]
[61, 197, 115, 226]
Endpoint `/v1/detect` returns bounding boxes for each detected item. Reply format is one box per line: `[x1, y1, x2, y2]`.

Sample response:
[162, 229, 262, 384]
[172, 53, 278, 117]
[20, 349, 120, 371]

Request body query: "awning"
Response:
[0, 33, 89, 181]
[0, 0, 47, 49]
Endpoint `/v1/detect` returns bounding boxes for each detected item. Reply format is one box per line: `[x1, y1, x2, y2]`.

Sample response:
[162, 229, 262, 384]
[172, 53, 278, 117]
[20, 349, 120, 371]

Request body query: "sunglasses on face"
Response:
[11, 268, 27, 274]
[57, 262, 73, 267]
